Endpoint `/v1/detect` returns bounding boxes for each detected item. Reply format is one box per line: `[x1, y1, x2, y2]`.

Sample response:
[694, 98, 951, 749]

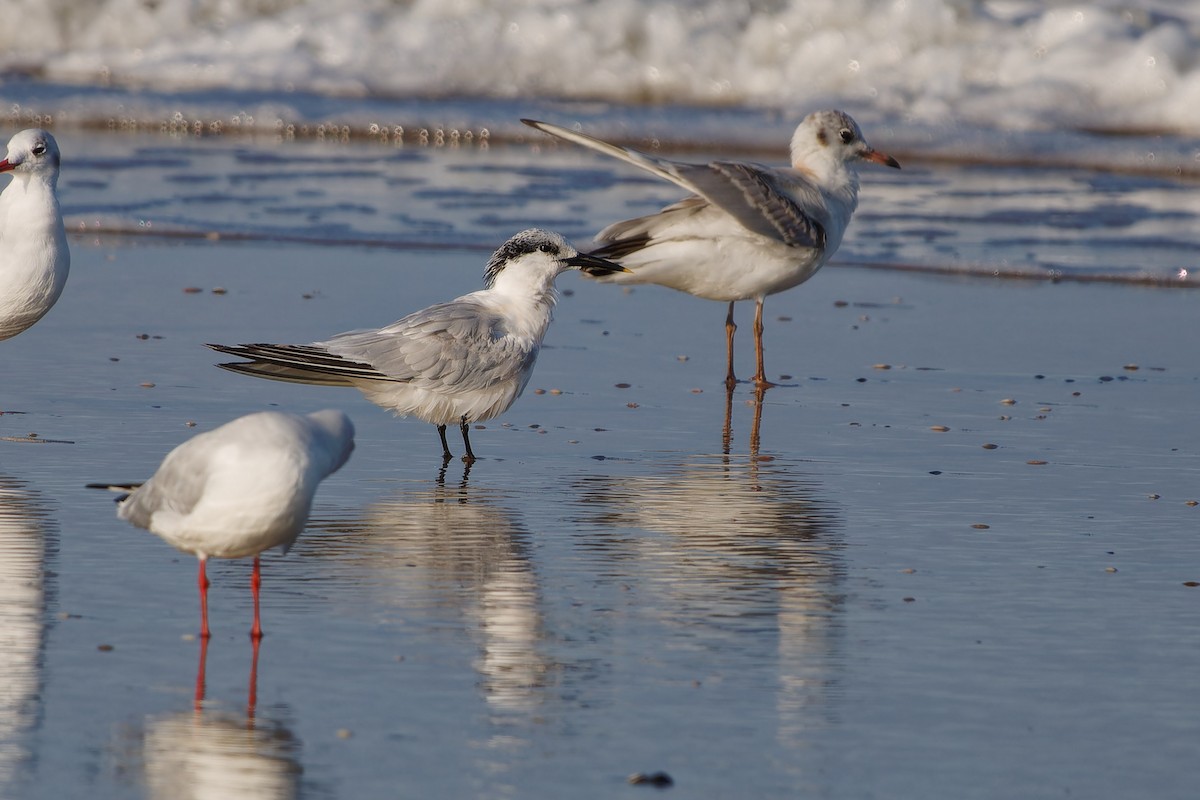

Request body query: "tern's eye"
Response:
[538, 242, 558, 255]
[31, 143, 46, 156]
[838, 128, 854, 144]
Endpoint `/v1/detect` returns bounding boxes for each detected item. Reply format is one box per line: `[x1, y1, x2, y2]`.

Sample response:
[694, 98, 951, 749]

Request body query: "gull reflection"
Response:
[140, 711, 301, 800]
[307, 482, 549, 715]
[574, 438, 843, 742]
[0, 476, 56, 792]
[133, 639, 301, 800]
[575, 453, 840, 598]
[722, 385, 766, 456]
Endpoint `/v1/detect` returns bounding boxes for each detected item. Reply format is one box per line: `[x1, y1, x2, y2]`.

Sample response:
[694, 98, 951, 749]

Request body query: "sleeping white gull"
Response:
[89, 409, 355, 639]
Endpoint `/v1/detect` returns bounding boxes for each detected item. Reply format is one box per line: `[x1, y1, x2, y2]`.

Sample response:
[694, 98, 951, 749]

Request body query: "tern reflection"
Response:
[308, 482, 550, 714]
[0, 476, 56, 792]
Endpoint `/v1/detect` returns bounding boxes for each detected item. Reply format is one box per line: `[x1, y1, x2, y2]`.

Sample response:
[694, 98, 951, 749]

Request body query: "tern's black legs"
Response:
[437, 419, 476, 463]
[724, 301, 738, 391]
[459, 418, 476, 463]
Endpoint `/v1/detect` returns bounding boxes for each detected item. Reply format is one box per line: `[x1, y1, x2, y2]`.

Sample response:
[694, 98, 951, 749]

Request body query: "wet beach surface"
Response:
[2, 128, 1199, 799]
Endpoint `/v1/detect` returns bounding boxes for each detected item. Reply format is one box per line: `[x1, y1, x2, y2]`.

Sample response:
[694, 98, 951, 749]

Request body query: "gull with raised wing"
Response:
[522, 111, 899, 389]
[88, 410, 355, 639]
[209, 229, 627, 462]
[0, 129, 70, 341]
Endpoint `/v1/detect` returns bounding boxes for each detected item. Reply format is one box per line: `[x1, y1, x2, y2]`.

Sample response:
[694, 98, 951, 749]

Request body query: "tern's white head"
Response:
[789, 110, 900, 181]
[0, 129, 62, 186]
[482, 229, 626, 294]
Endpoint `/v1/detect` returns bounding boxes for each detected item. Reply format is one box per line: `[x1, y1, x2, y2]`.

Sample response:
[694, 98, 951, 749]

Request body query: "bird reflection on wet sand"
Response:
[573, 403, 844, 740]
[305, 482, 550, 715]
[0, 476, 56, 795]
[121, 638, 301, 800]
[722, 385, 767, 457]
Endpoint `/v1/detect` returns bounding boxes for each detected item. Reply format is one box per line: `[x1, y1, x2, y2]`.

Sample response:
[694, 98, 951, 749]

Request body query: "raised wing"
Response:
[522, 119, 827, 249]
[683, 161, 827, 249]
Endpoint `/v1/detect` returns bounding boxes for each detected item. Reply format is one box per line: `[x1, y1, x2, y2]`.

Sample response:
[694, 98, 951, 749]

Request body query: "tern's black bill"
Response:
[566, 253, 630, 277]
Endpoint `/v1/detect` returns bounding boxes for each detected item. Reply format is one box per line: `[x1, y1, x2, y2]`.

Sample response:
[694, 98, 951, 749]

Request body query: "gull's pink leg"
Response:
[250, 556, 264, 640]
[247, 631, 261, 720]
[721, 383, 734, 455]
[750, 386, 765, 457]
[193, 634, 209, 712]
[198, 557, 211, 640]
[752, 298, 776, 389]
[724, 301, 738, 390]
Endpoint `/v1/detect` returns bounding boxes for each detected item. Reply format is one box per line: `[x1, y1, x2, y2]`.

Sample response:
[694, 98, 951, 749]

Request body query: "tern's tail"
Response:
[207, 343, 374, 387]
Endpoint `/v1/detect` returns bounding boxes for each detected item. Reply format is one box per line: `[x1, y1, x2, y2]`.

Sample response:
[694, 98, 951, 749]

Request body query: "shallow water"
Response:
[3, 130, 1200, 799]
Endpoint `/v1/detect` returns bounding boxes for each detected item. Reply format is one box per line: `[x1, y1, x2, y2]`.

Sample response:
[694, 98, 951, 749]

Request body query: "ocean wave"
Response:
[3, 1, 1200, 135]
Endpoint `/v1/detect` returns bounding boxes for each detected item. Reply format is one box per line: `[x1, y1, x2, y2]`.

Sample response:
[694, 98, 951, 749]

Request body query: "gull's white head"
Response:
[483, 228, 627, 290]
[0, 129, 62, 183]
[790, 110, 900, 175]
[305, 409, 356, 475]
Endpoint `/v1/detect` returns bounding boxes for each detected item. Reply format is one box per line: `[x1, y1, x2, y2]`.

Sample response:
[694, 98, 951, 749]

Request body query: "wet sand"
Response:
[4, 229, 1198, 798]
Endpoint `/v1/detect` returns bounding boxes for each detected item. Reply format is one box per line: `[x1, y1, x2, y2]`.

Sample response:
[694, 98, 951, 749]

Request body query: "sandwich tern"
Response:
[209, 229, 627, 462]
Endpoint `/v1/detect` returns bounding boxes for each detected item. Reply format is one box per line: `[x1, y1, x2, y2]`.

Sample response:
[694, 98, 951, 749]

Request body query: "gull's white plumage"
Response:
[523, 111, 900, 388]
[0, 129, 69, 341]
[209, 229, 626, 462]
[90, 409, 355, 638]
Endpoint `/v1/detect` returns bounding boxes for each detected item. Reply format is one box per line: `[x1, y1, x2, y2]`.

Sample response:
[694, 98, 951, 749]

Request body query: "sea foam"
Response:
[2, 1, 1200, 135]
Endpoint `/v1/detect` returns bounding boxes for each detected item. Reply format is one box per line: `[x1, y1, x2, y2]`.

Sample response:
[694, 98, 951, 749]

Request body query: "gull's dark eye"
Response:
[32, 143, 46, 156]
[838, 128, 854, 144]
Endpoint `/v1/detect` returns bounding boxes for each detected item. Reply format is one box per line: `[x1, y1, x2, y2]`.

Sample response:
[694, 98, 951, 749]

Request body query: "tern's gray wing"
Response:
[674, 161, 828, 249]
[208, 342, 387, 385]
[323, 299, 536, 393]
